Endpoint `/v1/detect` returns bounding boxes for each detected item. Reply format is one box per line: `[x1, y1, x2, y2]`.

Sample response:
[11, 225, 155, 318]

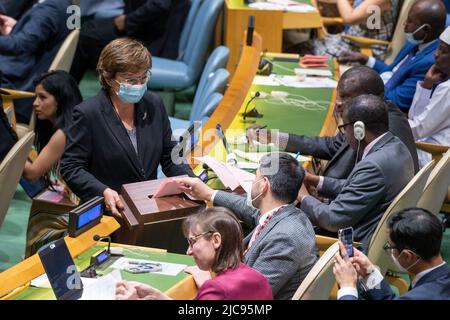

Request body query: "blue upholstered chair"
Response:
[148, 0, 224, 90]
[189, 46, 229, 118]
[178, 0, 202, 60]
[445, 0, 450, 26]
[169, 68, 229, 135]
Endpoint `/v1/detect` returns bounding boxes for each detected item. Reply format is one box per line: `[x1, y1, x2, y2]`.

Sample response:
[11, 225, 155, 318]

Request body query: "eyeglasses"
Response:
[187, 231, 214, 247]
[383, 243, 398, 255]
[337, 122, 355, 134]
[116, 70, 152, 85]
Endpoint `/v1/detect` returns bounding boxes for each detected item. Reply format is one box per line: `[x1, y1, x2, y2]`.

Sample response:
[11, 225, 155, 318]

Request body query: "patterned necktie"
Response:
[244, 205, 288, 255]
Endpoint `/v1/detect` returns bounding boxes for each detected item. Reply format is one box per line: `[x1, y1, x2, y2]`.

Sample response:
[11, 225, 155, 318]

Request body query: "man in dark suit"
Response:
[297, 94, 415, 251]
[0, 0, 72, 123]
[247, 66, 419, 200]
[334, 208, 450, 300]
[175, 153, 319, 300]
[0, 0, 36, 19]
[339, 0, 447, 111]
[70, 0, 191, 82]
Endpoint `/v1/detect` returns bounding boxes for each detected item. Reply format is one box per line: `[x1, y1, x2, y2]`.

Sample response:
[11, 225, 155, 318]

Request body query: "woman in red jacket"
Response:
[115, 207, 273, 300]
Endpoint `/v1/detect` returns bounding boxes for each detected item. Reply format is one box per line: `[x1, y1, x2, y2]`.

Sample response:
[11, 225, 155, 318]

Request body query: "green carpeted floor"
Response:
[0, 186, 31, 271]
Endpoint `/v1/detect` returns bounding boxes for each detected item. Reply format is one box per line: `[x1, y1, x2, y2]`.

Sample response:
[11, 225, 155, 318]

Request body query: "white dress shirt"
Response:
[408, 78, 450, 167]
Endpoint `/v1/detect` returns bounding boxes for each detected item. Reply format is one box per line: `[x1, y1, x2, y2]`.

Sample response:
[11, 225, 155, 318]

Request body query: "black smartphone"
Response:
[338, 227, 354, 257]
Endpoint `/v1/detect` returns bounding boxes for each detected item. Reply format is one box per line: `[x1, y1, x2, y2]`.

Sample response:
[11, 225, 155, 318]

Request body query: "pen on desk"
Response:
[216, 124, 231, 154]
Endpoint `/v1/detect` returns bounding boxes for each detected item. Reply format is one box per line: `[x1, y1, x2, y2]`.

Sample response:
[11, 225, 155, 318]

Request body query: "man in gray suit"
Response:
[176, 153, 319, 300]
[247, 66, 419, 200]
[297, 95, 415, 251]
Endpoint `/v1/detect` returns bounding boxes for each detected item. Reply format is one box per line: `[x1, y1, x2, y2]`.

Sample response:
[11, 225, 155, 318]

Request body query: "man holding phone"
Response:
[334, 208, 450, 300]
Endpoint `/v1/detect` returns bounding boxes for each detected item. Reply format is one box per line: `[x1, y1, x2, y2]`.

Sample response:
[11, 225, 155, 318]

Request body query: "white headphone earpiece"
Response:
[353, 121, 365, 141]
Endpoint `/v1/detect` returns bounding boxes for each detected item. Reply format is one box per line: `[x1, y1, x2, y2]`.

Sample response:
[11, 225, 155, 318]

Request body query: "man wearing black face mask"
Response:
[334, 208, 450, 300]
[338, 0, 447, 111]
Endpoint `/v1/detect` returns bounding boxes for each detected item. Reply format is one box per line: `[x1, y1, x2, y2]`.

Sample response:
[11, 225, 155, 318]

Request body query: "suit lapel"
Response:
[134, 100, 150, 167]
[389, 40, 438, 87]
[414, 264, 450, 288]
[364, 132, 395, 158]
[324, 143, 352, 174]
[100, 90, 143, 174]
[388, 43, 415, 71]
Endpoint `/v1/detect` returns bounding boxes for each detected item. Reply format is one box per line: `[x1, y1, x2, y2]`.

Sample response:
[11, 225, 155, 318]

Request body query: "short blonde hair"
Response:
[96, 38, 151, 89]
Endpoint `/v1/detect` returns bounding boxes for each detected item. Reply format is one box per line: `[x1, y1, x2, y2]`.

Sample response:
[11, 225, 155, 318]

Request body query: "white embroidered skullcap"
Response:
[439, 26, 450, 45]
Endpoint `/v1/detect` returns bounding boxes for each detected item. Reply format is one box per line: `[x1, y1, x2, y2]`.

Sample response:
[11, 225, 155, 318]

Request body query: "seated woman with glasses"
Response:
[115, 207, 273, 300]
[60, 38, 195, 217]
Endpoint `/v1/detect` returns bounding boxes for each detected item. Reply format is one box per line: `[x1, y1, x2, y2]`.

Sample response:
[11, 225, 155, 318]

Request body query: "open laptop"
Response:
[38, 238, 83, 300]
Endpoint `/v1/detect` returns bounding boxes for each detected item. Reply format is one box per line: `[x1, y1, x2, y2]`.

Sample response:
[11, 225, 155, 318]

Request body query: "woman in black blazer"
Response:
[61, 38, 195, 216]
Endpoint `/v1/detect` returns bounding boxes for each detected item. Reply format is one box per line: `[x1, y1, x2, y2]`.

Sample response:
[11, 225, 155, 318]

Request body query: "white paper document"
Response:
[294, 68, 333, 77]
[249, 1, 316, 12]
[275, 75, 338, 88]
[111, 257, 187, 277]
[31, 269, 122, 300]
[253, 75, 280, 87]
[79, 269, 122, 300]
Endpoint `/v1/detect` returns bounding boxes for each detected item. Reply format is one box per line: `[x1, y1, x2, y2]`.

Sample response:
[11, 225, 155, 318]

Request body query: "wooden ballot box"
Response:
[115, 177, 206, 254]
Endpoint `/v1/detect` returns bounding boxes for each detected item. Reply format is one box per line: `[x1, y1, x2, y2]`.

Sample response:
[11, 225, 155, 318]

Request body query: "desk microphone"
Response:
[93, 234, 111, 255]
[243, 92, 263, 120]
[246, 15, 255, 46]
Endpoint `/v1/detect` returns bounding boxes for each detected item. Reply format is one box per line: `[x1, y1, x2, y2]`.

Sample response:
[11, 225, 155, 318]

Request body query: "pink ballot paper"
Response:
[194, 156, 255, 194]
[152, 179, 184, 198]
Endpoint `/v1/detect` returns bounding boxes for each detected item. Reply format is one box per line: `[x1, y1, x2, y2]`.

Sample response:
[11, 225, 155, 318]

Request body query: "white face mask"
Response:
[391, 250, 421, 272]
[405, 24, 427, 46]
[246, 178, 264, 208]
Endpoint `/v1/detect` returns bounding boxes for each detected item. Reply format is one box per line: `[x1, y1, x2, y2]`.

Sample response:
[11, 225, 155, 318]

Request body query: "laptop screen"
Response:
[38, 238, 83, 300]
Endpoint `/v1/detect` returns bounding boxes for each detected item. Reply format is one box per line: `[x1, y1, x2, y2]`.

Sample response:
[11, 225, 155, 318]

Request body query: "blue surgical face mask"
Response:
[115, 82, 147, 104]
[405, 24, 427, 46]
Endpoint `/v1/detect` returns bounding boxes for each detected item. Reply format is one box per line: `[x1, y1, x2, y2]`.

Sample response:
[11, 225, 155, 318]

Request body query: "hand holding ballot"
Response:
[152, 178, 184, 198]
[174, 177, 215, 202]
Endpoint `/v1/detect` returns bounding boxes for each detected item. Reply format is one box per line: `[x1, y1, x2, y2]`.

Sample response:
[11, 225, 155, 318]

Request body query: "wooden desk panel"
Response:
[224, 0, 322, 74]
[0, 216, 120, 298]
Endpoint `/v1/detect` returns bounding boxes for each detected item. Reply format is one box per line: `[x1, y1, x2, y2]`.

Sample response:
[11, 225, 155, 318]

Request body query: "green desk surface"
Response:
[206, 58, 335, 162]
[228, 0, 314, 9]
[11, 244, 195, 300]
[196, 58, 335, 191]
